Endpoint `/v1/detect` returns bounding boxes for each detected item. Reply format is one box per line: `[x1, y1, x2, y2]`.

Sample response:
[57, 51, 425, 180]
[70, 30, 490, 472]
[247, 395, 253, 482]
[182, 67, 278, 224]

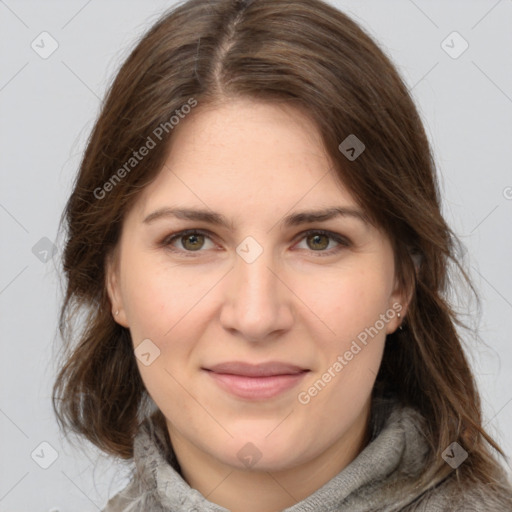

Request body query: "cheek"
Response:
[121, 260, 207, 418]
[122, 271, 169, 343]
[120, 255, 213, 342]
[119, 256, 224, 404]
[291, 260, 393, 404]
[293, 272, 390, 446]
[296, 262, 393, 341]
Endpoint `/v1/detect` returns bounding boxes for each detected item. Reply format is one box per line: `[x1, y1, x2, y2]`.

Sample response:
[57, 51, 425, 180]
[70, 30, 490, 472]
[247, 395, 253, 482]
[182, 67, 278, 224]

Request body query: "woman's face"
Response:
[107, 98, 405, 472]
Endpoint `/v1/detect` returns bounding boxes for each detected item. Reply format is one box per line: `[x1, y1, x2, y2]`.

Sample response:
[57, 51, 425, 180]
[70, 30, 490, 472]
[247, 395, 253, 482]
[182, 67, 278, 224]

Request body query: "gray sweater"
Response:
[102, 397, 512, 511]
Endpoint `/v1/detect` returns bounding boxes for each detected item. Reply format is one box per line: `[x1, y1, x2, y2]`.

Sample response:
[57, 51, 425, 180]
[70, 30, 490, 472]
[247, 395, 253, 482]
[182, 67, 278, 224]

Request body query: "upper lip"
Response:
[204, 361, 309, 377]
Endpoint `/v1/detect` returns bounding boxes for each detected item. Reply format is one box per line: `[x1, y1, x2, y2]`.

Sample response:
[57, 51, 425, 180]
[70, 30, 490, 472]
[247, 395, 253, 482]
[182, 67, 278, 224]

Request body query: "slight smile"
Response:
[202, 361, 310, 400]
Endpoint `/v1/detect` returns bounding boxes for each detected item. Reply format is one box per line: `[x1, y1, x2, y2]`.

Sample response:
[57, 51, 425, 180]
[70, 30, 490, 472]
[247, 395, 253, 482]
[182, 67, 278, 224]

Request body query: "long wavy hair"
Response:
[53, 0, 511, 502]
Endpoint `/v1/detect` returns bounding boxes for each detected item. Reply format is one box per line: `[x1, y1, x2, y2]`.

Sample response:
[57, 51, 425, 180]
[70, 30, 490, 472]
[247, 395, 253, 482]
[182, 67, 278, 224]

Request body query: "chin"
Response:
[208, 427, 311, 473]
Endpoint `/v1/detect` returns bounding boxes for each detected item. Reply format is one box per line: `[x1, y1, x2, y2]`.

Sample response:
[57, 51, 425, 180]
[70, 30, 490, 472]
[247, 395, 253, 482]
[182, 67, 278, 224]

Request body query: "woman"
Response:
[52, 0, 512, 510]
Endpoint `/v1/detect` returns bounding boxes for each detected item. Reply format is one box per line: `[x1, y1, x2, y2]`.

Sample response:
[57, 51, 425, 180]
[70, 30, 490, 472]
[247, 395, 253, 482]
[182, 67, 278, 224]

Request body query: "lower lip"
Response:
[205, 370, 308, 400]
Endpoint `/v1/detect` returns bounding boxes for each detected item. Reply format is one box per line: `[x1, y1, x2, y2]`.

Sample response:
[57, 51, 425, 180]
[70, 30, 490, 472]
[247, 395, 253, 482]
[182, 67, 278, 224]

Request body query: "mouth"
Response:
[202, 361, 310, 400]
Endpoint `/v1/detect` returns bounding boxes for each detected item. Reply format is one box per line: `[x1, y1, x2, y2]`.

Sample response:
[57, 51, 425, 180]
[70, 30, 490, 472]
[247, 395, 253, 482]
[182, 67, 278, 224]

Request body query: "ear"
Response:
[385, 275, 413, 335]
[105, 250, 129, 327]
[385, 247, 421, 334]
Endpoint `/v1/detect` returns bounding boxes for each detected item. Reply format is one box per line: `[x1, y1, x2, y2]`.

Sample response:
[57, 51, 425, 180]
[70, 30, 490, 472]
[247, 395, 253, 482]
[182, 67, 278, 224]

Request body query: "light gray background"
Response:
[1, 0, 511, 510]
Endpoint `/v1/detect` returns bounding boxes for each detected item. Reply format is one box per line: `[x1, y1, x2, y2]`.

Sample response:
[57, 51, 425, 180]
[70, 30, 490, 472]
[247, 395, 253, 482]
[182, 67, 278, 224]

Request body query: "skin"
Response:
[107, 98, 407, 512]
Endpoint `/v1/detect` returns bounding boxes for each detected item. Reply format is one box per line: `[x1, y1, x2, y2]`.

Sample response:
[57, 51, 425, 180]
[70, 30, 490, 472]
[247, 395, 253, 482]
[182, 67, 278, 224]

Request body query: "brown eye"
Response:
[160, 229, 215, 255]
[306, 233, 330, 251]
[295, 230, 350, 256]
[181, 233, 205, 251]
[161, 229, 217, 255]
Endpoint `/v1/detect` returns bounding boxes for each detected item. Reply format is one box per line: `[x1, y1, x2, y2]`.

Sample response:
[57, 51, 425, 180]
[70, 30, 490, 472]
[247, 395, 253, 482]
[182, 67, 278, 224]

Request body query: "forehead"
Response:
[130, 98, 360, 222]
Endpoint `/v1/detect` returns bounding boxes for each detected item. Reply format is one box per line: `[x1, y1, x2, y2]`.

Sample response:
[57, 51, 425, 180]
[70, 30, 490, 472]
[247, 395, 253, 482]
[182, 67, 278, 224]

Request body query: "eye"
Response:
[294, 230, 350, 255]
[160, 228, 350, 257]
[161, 229, 216, 253]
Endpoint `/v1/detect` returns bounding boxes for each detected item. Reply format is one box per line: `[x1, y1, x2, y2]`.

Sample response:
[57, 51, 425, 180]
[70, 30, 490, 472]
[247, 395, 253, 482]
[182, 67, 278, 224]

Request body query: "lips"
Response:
[203, 361, 309, 400]
[205, 361, 308, 377]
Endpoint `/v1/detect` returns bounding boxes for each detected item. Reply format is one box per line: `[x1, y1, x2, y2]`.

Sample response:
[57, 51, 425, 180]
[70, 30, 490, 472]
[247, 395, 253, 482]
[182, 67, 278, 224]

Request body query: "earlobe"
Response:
[386, 278, 413, 334]
[392, 252, 422, 333]
[385, 299, 406, 334]
[396, 310, 403, 332]
[105, 252, 129, 327]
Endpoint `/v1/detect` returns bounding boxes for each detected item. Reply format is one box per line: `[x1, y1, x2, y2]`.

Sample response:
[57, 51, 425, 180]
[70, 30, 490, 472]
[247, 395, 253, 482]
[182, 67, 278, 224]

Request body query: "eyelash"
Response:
[159, 228, 351, 258]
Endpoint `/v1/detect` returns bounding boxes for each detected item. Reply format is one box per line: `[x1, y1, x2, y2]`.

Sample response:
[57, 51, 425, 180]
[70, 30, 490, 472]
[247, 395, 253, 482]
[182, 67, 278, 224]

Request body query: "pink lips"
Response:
[203, 361, 309, 400]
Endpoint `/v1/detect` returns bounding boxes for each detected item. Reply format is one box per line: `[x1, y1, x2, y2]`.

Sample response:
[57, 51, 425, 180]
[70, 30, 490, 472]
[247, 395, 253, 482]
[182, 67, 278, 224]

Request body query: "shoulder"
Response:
[410, 471, 512, 512]
[101, 479, 152, 512]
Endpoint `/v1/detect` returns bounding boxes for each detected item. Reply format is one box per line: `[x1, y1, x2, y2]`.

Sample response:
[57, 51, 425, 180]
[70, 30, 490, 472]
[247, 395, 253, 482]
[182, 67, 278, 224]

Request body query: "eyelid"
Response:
[159, 228, 351, 256]
[292, 229, 351, 256]
[160, 228, 219, 251]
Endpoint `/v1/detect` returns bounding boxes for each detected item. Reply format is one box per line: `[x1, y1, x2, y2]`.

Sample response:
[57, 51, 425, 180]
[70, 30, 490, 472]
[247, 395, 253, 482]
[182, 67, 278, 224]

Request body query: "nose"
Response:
[219, 248, 294, 342]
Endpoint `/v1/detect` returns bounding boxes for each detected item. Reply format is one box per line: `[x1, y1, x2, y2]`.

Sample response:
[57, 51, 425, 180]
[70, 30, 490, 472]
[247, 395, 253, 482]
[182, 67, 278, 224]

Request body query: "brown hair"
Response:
[53, 0, 511, 501]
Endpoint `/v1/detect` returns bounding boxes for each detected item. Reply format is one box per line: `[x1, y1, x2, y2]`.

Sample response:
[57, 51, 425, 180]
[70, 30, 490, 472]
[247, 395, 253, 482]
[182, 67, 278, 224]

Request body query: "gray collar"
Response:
[105, 396, 438, 511]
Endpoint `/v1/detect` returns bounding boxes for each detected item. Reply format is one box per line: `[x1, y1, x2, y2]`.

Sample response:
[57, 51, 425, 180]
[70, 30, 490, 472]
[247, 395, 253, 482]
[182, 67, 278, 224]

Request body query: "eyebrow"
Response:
[143, 206, 370, 229]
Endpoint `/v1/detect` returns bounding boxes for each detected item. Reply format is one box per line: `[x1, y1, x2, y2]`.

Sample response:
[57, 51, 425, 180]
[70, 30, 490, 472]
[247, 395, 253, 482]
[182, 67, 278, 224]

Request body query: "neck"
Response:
[167, 401, 371, 512]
